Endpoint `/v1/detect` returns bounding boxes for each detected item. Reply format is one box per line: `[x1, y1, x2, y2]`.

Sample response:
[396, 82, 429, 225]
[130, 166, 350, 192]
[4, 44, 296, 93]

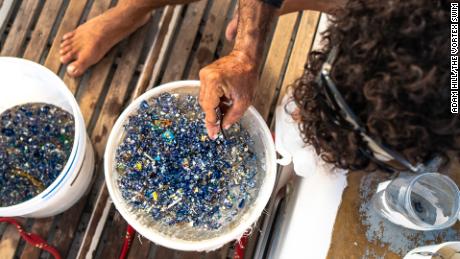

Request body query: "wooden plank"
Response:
[203, 244, 231, 259]
[275, 11, 320, 105]
[41, 202, 85, 258]
[153, 246, 176, 258]
[0, 0, 41, 56]
[70, 9, 156, 257]
[147, 5, 183, 89]
[98, 210, 128, 258]
[0, 0, 16, 37]
[90, 26, 148, 155]
[328, 163, 460, 258]
[186, 0, 232, 79]
[176, 251, 204, 259]
[85, 0, 113, 22]
[218, 3, 237, 57]
[0, 218, 27, 259]
[327, 171, 393, 259]
[44, 0, 88, 73]
[22, 0, 64, 62]
[77, 23, 149, 258]
[0, 222, 8, 236]
[132, 6, 177, 98]
[252, 12, 299, 120]
[77, 0, 140, 126]
[19, 218, 54, 259]
[126, 234, 151, 259]
[268, 11, 320, 131]
[78, 49, 117, 125]
[160, 0, 208, 83]
[76, 188, 112, 259]
[61, 75, 79, 95]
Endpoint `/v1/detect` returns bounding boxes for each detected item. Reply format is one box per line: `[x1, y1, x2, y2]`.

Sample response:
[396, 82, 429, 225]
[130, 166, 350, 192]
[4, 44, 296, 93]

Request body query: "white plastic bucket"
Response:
[105, 80, 277, 251]
[0, 57, 95, 218]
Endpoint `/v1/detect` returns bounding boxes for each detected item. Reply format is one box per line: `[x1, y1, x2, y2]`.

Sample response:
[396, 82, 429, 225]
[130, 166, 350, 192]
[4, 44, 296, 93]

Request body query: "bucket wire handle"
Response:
[215, 107, 227, 139]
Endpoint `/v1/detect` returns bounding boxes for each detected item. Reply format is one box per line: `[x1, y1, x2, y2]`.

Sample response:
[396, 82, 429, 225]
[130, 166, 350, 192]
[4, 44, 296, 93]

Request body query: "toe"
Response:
[67, 60, 90, 77]
[62, 31, 75, 41]
[60, 39, 72, 49]
[60, 51, 76, 64]
[59, 45, 73, 55]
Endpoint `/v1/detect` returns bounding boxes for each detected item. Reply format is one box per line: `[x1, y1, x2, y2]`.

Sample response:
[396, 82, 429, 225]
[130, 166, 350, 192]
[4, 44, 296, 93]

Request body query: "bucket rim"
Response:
[0, 57, 86, 215]
[104, 80, 277, 251]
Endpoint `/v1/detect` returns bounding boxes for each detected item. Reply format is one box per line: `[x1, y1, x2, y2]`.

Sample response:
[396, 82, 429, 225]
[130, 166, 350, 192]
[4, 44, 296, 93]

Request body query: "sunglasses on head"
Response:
[316, 46, 434, 174]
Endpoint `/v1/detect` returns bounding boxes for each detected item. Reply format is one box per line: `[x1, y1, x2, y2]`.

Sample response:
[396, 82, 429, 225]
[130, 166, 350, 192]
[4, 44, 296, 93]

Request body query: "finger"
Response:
[205, 119, 220, 140]
[222, 100, 248, 129]
[203, 105, 219, 139]
[199, 72, 224, 139]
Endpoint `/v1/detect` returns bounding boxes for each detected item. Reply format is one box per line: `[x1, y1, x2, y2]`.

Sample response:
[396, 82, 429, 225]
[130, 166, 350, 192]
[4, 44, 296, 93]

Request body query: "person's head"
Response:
[293, 0, 459, 171]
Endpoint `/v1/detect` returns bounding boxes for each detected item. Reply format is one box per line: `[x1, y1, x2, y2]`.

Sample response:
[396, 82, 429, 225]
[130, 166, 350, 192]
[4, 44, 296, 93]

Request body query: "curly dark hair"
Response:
[293, 0, 459, 171]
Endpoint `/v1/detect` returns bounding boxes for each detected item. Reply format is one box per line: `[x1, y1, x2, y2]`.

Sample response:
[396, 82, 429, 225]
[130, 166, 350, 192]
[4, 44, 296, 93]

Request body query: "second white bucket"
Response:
[0, 57, 95, 218]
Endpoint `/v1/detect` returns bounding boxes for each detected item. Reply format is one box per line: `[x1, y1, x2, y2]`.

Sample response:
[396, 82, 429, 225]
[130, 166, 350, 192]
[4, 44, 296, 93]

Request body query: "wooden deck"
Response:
[1, 0, 459, 258]
[0, 1, 320, 258]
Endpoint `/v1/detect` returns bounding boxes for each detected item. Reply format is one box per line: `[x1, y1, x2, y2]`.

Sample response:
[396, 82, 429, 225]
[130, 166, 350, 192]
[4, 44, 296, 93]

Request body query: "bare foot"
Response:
[60, 6, 150, 77]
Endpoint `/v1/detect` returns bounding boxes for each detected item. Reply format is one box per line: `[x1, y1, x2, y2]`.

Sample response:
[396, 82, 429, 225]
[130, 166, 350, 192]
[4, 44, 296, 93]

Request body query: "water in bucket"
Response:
[373, 173, 460, 230]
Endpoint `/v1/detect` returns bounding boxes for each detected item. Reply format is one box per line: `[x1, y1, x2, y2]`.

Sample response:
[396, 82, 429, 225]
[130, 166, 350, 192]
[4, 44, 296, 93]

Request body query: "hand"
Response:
[199, 50, 258, 139]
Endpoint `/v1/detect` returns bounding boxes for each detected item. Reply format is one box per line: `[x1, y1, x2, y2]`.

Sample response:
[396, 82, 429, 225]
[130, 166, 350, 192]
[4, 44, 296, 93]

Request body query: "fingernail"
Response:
[223, 124, 231, 130]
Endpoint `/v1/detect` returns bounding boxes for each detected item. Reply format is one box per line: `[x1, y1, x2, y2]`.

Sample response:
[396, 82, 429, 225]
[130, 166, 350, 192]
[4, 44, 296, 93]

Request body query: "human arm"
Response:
[199, 0, 278, 139]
